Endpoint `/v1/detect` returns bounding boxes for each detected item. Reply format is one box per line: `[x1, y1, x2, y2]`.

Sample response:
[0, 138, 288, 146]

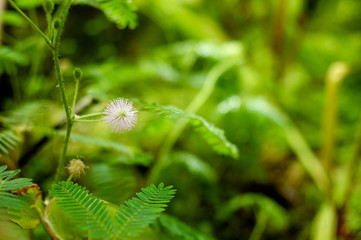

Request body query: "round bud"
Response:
[43, 0, 54, 14]
[73, 68, 83, 80]
[54, 19, 60, 29]
[67, 159, 86, 179]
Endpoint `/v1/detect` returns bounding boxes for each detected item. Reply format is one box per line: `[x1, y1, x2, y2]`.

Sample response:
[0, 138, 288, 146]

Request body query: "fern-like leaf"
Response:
[142, 102, 239, 158]
[95, 0, 137, 29]
[50, 181, 176, 239]
[0, 165, 33, 217]
[0, 129, 21, 155]
[115, 183, 176, 238]
[49, 181, 115, 239]
[0, 166, 33, 191]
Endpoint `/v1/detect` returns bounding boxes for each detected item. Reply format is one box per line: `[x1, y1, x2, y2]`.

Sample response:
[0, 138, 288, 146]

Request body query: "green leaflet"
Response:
[0, 129, 21, 155]
[0, 166, 33, 192]
[0, 46, 28, 74]
[221, 193, 289, 231]
[159, 214, 215, 240]
[311, 202, 337, 240]
[49, 181, 115, 239]
[116, 183, 176, 238]
[0, 166, 33, 218]
[10, 185, 43, 229]
[141, 102, 239, 159]
[49, 181, 176, 239]
[95, 0, 137, 29]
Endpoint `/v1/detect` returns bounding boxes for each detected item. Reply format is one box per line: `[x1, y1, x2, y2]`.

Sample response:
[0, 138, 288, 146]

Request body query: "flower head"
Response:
[103, 98, 138, 133]
[67, 159, 86, 179]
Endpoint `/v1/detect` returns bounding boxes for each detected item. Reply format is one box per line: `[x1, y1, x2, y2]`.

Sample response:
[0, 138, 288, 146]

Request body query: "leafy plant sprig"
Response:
[49, 181, 176, 239]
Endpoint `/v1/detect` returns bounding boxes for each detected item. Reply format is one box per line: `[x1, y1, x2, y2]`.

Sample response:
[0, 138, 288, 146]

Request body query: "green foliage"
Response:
[58, 130, 134, 157]
[10, 184, 43, 229]
[222, 193, 289, 231]
[93, 0, 137, 29]
[0, 46, 28, 75]
[116, 183, 176, 238]
[14, 0, 45, 8]
[4, 0, 361, 239]
[0, 166, 33, 217]
[311, 202, 337, 240]
[49, 181, 176, 239]
[0, 166, 33, 191]
[86, 163, 136, 204]
[158, 214, 215, 240]
[0, 102, 53, 155]
[0, 128, 21, 155]
[0, 11, 26, 27]
[49, 181, 116, 239]
[169, 152, 217, 182]
[45, 199, 86, 239]
[142, 102, 239, 158]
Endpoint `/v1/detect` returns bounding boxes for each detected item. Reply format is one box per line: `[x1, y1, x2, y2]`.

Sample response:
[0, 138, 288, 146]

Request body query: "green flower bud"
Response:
[73, 68, 83, 80]
[43, 0, 54, 14]
[54, 19, 60, 30]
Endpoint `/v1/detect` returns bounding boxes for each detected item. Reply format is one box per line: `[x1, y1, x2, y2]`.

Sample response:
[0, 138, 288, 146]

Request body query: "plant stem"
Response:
[71, 79, 79, 117]
[53, 0, 73, 183]
[284, 124, 329, 196]
[66, 173, 73, 183]
[73, 119, 103, 122]
[76, 112, 105, 119]
[249, 211, 267, 240]
[7, 0, 53, 48]
[55, 122, 72, 183]
[340, 116, 361, 206]
[321, 62, 349, 173]
[149, 59, 240, 183]
[46, 13, 52, 37]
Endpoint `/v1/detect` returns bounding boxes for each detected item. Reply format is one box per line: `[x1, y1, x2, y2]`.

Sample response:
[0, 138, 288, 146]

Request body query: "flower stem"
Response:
[66, 173, 73, 183]
[73, 119, 103, 123]
[53, 0, 73, 183]
[75, 112, 105, 119]
[7, 0, 53, 48]
[71, 78, 79, 117]
[321, 63, 349, 172]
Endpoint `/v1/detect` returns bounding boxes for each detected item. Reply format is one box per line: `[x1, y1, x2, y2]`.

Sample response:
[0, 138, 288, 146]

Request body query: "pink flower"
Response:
[103, 98, 138, 133]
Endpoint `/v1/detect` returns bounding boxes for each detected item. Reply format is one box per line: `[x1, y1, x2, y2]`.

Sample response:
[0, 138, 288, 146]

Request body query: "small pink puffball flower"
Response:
[103, 98, 138, 133]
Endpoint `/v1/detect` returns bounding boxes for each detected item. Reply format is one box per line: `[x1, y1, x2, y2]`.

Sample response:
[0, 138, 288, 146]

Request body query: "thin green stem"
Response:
[284, 123, 329, 196]
[53, 0, 73, 183]
[55, 122, 73, 183]
[66, 173, 73, 183]
[149, 59, 240, 183]
[46, 12, 52, 37]
[249, 212, 267, 240]
[339, 116, 361, 206]
[53, 0, 72, 50]
[71, 79, 79, 117]
[73, 119, 103, 123]
[7, 0, 53, 48]
[76, 112, 105, 119]
[321, 63, 348, 173]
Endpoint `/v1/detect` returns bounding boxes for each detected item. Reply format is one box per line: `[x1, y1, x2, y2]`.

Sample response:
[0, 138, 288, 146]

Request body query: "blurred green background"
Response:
[1, 0, 361, 239]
